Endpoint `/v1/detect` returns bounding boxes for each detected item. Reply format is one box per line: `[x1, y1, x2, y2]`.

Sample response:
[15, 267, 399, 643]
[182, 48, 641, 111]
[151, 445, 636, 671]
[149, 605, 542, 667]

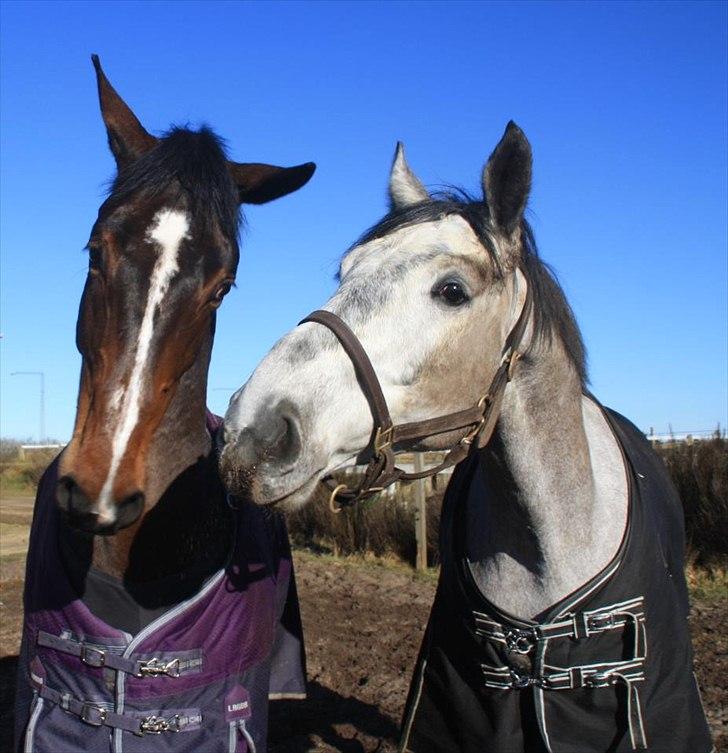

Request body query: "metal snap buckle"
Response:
[80, 703, 107, 726]
[137, 657, 181, 678]
[80, 645, 106, 668]
[509, 669, 533, 689]
[505, 628, 536, 655]
[138, 714, 181, 735]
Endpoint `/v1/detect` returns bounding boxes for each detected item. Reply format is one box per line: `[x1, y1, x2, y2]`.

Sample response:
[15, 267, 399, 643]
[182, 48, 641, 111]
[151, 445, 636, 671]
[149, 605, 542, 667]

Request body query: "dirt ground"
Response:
[1, 496, 726, 752]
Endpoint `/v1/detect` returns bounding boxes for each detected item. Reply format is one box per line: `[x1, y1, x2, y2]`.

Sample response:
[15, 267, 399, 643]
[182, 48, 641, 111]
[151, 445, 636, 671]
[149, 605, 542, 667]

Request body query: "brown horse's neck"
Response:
[63, 331, 233, 594]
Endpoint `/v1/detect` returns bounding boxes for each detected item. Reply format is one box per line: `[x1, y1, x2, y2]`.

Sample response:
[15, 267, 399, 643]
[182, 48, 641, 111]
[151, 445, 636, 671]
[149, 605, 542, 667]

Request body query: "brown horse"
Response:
[16, 57, 313, 752]
[58, 56, 313, 577]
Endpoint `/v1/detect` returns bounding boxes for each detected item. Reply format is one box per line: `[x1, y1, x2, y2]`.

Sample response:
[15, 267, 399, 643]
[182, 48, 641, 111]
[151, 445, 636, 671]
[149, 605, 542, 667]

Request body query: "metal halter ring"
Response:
[329, 484, 349, 513]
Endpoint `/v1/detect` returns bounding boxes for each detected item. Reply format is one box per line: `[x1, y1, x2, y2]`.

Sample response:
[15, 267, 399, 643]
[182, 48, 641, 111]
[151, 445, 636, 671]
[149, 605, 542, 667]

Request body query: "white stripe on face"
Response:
[96, 209, 189, 521]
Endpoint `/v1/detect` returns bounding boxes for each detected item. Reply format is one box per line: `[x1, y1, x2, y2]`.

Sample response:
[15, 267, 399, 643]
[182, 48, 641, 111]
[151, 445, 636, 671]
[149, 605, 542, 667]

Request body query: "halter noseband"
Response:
[299, 279, 532, 511]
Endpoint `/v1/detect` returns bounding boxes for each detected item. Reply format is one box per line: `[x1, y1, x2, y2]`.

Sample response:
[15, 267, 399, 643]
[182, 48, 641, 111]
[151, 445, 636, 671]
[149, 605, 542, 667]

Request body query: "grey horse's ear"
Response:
[482, 121, 532, 235]
[92, 55, 158, 170]
[388, 142, 429, 210]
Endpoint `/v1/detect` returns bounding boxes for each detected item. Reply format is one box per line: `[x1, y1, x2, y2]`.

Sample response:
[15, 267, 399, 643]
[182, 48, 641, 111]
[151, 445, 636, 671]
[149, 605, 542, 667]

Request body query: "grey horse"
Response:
[221, 123, 712, 753]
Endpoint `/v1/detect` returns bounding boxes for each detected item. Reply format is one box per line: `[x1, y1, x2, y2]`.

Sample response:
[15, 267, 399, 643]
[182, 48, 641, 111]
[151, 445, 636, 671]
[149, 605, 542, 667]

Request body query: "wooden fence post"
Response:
[413, 453, 427, 570]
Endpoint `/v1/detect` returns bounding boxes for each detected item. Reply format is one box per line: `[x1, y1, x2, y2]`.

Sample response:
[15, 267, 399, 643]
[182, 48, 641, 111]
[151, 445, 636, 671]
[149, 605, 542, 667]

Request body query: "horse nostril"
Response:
[56, 475, 92, 516]
[116, 492, 144, 530]
[56, 475, 76, 513]
[269, 412, 301, 466]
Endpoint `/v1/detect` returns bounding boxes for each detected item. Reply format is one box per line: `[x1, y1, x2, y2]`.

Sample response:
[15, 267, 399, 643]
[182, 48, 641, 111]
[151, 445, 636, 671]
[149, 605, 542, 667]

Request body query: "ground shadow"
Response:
[1, 655, 18, 753]
[269, 679, 399, 752]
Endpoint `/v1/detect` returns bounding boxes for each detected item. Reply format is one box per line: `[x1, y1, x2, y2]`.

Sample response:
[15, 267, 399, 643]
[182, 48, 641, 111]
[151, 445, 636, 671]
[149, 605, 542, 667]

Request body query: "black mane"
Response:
[354, 191, 588, 385]
[104, 126, 241, 242]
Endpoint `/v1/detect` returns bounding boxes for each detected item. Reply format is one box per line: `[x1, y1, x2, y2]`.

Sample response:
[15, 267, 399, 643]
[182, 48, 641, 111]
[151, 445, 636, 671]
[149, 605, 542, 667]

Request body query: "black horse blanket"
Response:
[399, 408, 713, 753]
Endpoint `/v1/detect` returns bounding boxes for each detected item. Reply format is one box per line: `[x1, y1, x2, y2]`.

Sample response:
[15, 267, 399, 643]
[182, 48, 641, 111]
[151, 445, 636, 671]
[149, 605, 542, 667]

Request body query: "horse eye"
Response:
[211, 281, 233, 307]
[434, 280, 469, 307]
[88, 247, 102, 273]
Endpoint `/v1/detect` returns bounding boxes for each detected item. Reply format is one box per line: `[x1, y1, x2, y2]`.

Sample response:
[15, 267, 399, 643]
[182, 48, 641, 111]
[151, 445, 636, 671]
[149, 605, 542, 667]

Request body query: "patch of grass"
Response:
[287, 481, 444, 568]
[293, 547, 440, 582]
[0, 446, 60, 498]
[686, 565, 728, 602]
[655, 435, 728, 570]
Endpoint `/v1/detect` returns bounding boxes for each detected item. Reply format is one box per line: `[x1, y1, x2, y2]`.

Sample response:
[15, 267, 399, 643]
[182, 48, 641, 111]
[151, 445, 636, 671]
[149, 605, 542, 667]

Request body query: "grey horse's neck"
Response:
[465, 339, 628, 620]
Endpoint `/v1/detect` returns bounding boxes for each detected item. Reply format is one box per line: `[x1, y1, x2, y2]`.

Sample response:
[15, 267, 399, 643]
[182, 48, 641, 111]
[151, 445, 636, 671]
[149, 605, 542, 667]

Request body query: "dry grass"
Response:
[655, 435, 727, 570]
[288, 438, 728, 572]
[287, 481, 444, 566]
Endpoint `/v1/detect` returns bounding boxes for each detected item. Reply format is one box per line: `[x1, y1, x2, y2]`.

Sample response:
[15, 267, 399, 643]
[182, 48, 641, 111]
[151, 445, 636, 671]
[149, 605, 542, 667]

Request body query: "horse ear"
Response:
[91, 55, 157, 170]
[228, 162, 316, 205]
[482, 122, 532, 235]
[388, 142, 429, 210]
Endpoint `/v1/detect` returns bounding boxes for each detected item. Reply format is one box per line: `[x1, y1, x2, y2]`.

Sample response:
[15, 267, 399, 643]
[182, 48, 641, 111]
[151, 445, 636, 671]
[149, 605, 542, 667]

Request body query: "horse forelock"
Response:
[103, 126, 241, 246]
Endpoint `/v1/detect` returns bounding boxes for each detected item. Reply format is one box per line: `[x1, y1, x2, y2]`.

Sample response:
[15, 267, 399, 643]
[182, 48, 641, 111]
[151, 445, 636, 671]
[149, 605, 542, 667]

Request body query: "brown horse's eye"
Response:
[211, 280, 233, 307]
[88, 247, 102, 273]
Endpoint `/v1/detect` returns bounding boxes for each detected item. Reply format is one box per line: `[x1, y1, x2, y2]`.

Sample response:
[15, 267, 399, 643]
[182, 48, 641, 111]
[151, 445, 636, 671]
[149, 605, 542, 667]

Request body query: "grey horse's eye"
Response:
[433, 279, 469, 307]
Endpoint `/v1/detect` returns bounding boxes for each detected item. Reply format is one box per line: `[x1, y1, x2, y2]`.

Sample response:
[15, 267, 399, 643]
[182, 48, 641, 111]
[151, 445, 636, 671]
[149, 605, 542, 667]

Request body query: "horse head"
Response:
[222, 123, 581, 509]
[58, 57, 315, 533]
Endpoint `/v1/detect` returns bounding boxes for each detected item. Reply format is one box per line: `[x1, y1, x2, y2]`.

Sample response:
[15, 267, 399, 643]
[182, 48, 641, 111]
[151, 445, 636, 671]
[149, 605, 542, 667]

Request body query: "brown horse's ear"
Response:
[92, 54, 157, 170]
[228, 161, 316, 205]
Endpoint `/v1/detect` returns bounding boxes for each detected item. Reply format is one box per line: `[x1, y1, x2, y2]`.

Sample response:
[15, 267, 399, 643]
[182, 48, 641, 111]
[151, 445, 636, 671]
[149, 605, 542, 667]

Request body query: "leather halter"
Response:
[299, 280, 532, 511]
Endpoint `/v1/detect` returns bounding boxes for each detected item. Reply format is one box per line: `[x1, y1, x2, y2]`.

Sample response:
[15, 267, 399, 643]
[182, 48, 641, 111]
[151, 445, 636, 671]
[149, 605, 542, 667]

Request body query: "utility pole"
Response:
[11, 371, 45, 441]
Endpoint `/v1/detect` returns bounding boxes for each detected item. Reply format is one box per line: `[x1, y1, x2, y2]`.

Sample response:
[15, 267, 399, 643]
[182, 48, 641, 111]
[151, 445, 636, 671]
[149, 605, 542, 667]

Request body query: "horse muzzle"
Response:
[56, 475, 145, 534]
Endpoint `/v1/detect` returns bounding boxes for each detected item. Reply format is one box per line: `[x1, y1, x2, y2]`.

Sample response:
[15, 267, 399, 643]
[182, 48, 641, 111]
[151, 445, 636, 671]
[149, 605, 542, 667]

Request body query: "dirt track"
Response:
[1, 496, 726, 752]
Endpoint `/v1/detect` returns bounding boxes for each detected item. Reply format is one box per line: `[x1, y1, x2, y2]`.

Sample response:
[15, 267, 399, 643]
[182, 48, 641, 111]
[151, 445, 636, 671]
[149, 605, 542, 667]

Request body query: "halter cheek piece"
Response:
[299, 280, 532, 511]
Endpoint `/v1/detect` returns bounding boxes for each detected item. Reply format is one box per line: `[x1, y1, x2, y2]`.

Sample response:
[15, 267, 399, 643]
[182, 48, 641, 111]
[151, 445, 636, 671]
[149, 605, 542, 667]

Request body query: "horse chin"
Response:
[62, 512, 137, 537]
[261, 474, 322, 512]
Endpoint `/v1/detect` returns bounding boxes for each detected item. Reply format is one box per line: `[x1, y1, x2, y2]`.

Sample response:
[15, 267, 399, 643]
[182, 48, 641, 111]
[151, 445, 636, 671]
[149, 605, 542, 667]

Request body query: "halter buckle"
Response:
[504, 348, 522, 380]
[373, 426, 394, 453]
[460, 417, 485, 447]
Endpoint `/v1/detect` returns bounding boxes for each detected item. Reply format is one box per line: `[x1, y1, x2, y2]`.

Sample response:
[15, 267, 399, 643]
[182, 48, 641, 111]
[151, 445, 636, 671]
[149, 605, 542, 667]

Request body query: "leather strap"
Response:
[37, 631, 200, 678]
[300, 274, 532, 508]
[33, 683, 200, 735]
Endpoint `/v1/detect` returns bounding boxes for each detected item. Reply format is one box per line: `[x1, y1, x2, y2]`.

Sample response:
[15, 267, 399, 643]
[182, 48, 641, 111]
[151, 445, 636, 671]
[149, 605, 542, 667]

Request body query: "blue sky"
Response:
[1, 0, 726, 441]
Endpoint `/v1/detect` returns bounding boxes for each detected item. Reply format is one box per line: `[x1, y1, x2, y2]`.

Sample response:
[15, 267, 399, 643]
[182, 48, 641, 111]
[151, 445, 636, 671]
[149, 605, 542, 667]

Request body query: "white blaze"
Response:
[97, 209, 189, 520]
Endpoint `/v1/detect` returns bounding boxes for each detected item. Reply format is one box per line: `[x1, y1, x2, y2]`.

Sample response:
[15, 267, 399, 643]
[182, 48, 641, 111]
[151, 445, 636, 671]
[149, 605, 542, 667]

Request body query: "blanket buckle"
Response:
[505, 628, 537, 654]
[137, 714, 181, 735]
[80, 703, 107, 727]
[80, 645, 106, 668]
[137, 657, 180, 678]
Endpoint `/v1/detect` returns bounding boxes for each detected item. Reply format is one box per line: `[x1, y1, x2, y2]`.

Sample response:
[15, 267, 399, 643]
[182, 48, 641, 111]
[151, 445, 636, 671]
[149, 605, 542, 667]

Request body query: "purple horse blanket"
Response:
[15, 416, 306, 753]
